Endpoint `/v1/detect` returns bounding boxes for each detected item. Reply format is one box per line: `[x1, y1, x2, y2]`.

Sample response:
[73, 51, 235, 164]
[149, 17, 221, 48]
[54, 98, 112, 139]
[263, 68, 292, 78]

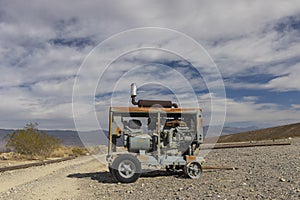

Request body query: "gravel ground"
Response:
[0, 138, 299, 200]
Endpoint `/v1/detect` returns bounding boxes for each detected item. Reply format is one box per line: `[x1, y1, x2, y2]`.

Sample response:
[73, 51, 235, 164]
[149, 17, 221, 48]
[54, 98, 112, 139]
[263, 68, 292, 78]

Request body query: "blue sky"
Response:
[0, 0, 300, 130]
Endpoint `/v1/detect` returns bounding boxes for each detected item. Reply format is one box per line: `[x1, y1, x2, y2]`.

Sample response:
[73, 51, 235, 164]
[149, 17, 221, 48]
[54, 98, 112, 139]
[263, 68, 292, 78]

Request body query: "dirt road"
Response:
[1, 139, 299, 200]
[0, 155, 107, 199]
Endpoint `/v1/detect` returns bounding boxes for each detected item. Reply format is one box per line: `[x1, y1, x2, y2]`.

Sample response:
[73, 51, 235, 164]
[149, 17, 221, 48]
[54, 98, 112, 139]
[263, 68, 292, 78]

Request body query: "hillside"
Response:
[0, 129, 109, 151]
[217, 123, 300, 143]
[203, 125, 259, 136]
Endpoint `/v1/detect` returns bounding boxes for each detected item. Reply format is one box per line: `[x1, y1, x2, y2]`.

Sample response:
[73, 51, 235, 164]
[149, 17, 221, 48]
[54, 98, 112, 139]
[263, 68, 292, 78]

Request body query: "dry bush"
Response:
[5, 123, 61, 160]
[50, 146, 88, 158]
[0, 145, 106, 161]
[50, 146, 73, 158]
[86, 146, 102, 154]
[0, 152, 28, 161]
[50, 145, 107, 158]
[70, 146, 88, 156]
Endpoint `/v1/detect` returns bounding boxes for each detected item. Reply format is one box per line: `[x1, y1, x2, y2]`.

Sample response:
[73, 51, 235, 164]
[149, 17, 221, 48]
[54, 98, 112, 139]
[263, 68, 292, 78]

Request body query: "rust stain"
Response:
[111, 107, 202, 113]
[136, 155, 149, 162]
[186, 155, 196, 163]
[114, 126, 122, 136]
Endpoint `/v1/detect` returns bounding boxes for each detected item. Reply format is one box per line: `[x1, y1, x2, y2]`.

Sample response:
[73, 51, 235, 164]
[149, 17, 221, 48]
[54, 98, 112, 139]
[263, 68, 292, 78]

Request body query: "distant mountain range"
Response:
[217, 123, 300, 143]
[203, 126, 260, 136]
[0, 126, 259, 151]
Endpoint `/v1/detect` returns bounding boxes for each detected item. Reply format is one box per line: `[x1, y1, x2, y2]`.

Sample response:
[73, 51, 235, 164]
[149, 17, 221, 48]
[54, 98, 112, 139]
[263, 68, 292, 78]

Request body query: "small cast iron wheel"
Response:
[108, 165, 113, 174]
[111, 154, 141, 183]
[184, 162, 202, 179]
[166, 165, 174, 172]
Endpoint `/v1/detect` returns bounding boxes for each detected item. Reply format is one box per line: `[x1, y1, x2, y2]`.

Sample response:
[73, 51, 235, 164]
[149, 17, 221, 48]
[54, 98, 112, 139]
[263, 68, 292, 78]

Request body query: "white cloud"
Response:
[0, 0, 299, 129]
[265, 64, 300, 91]
[243, 96, 259, 102]
[200, 94, 300, 127]
[198, 90, 300, 128]
[291, 104, 300, 110]
[225, 98, 300, 126]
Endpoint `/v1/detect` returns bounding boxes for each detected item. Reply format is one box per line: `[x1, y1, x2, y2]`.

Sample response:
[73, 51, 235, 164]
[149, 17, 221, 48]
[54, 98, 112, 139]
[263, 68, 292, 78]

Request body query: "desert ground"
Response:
[0, 138, 299, 200]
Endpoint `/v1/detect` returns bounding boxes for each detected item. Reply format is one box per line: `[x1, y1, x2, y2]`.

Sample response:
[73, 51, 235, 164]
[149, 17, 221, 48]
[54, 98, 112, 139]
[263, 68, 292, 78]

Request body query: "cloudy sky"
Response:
[0, 0, 300, 130]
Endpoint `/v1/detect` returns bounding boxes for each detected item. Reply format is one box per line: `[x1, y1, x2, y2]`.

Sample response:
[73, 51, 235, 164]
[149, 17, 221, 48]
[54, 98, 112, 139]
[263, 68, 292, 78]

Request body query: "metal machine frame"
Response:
[106, 106, 205, 183]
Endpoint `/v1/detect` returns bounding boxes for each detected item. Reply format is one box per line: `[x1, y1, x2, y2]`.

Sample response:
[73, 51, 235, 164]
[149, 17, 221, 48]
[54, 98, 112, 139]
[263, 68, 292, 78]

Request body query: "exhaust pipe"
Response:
[130, 83, 178, 108]
[172, 102, 178, 108]
[131, 83, 138, 105]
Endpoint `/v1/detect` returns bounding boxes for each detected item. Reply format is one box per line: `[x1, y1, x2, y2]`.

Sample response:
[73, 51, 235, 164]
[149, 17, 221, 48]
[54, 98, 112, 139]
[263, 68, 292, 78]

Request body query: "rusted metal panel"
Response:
[113, 126, 122, 136]
[110, 106, 202, 113]
[165, 120, 187, 128]
[185, 155, 196, 163]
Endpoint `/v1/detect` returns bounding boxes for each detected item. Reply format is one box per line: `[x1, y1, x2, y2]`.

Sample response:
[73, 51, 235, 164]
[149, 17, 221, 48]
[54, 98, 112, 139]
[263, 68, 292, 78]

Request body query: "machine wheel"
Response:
[166, 165, 174, 172]
[108, 165, 113, 174]
[184, 162, 202, 179]
[111, 154, 141, 183]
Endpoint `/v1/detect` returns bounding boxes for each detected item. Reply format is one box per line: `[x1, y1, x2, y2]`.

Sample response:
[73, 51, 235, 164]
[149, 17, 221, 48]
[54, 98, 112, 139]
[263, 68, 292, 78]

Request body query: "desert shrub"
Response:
[5, 123, 61, 159]
[86, 145, 107, 154]
[0, 152, 28, 160]
[49, 146, 71, 158]
[71, 146, 88, 156]
[50, 146, 88, 157]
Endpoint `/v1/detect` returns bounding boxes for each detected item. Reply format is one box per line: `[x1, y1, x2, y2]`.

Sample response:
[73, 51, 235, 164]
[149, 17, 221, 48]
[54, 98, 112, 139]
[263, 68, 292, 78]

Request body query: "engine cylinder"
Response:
[138, 100, 173, 108]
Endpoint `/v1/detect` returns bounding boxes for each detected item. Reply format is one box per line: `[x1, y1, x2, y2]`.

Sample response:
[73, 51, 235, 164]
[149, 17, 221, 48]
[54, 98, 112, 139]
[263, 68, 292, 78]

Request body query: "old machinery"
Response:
[106, 83, 204, 183]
